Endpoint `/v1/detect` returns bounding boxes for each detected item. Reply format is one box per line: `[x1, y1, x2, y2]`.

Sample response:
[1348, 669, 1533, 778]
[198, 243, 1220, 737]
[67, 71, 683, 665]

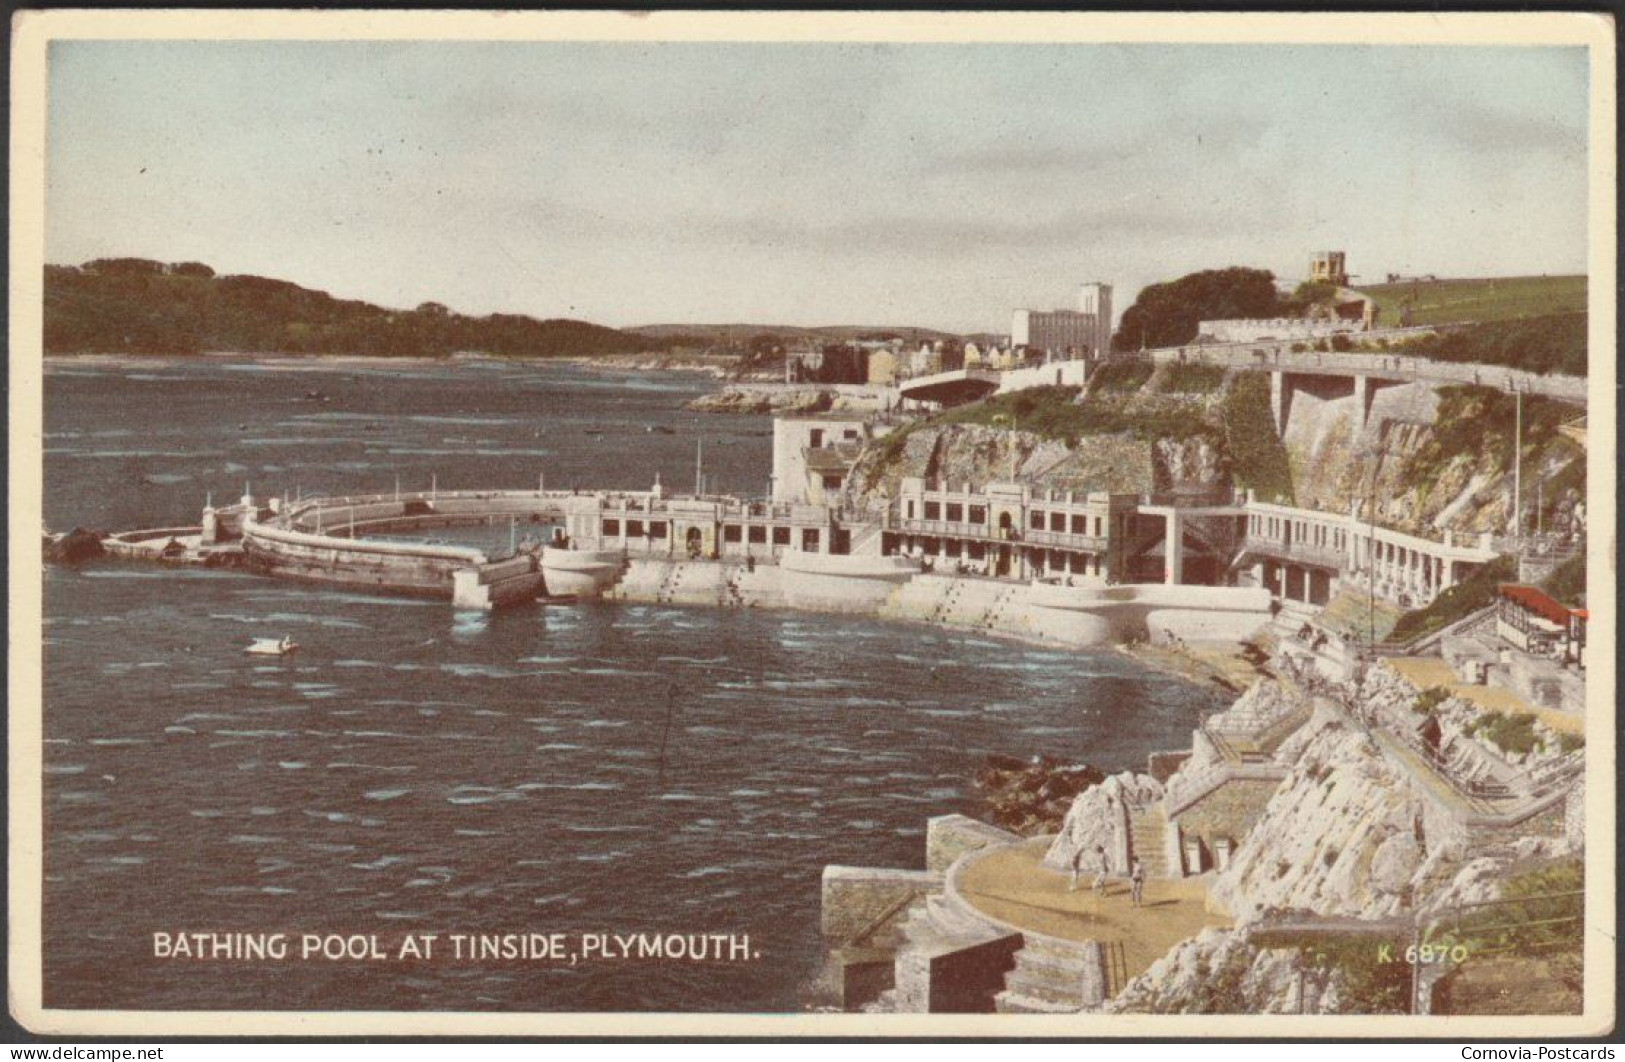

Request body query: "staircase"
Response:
[655, 561, 685, 604]
[926, 576, 962, 624]
[720, 564, 745, 608]
[982, 584, 1018, 632]
[1127, 805, 1171, 878]
[869, 893, 1020, 1013]
[995, 935, 1104, 1014]
[845, 524, 885, 556]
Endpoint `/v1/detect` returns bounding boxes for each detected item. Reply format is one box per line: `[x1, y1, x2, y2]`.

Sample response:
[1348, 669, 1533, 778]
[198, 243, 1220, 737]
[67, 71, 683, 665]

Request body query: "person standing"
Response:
[1068, 845, 1086, 891]
[1092, 846, 1109, 897]
[1130, 857, 1146, 907]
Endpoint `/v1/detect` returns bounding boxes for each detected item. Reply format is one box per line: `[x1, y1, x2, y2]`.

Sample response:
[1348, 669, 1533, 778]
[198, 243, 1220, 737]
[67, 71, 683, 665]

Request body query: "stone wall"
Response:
[1170, 778, 1282, 870]
[926, 815, 1021, 874]
[819, 866, 941, 946]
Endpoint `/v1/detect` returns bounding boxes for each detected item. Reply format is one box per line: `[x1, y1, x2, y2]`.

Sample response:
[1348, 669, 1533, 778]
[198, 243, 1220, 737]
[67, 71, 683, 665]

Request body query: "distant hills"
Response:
[626, 322, 968, 348]
[44, 259, 664, 358]
[42, 258, 977, 359]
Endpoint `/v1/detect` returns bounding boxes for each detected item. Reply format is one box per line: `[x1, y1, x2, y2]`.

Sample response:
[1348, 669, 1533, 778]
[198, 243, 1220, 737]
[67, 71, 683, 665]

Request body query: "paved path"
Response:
[955, 840, 1228, 986]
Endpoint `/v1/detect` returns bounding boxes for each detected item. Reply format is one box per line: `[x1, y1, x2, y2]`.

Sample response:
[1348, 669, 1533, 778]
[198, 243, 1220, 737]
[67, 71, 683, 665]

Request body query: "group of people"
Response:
[1068, 845, 1147, 907]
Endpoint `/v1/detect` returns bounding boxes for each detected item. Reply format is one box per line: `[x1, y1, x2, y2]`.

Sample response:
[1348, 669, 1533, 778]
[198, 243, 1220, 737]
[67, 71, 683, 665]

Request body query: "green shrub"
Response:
[1221, 373, 1295, 504]
[1090, 360, 1154, 395]
[934, 385, 1219, 445]
[1434, 859, 1583, 958]
[1540, 553, 1585, 608]
[1400, 314, 1586, 377]
[1388, 555, 1517, 645]
[1157, 362, 1227, 394]
[1411, 687, 1451, 715]
[1468, 712, 1541, 757]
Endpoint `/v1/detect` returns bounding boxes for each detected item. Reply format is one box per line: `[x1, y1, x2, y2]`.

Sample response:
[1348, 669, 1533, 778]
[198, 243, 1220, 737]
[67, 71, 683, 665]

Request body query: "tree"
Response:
[1114, 267, 1287, 351]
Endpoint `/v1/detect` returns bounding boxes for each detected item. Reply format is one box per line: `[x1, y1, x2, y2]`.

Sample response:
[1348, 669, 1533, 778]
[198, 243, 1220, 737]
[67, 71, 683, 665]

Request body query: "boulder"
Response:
[44, 528, 105, 564]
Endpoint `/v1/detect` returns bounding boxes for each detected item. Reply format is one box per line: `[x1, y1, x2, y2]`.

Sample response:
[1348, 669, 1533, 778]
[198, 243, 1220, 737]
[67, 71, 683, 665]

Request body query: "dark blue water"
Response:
[41, 356, 1224, 1012]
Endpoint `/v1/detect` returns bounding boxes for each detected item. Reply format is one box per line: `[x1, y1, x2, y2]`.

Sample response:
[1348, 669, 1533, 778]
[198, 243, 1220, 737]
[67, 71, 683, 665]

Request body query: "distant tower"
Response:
[1310, 251, 1349, 287]
[1078, 282, 1113, 357]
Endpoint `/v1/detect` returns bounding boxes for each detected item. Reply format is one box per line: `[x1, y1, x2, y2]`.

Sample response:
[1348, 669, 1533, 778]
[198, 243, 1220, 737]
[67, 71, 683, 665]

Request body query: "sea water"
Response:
[41, 356, 1224, 1011]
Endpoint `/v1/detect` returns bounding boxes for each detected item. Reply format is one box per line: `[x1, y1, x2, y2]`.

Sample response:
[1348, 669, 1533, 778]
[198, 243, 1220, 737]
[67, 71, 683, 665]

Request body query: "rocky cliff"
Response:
[1282, 382, 1585, 537]
[850, 422, 1225, 506]
[1043, 673, 1581, 1013]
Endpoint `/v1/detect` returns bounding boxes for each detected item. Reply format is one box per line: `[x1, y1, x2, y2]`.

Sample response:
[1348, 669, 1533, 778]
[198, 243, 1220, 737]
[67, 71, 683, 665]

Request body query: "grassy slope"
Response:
[1355, 275, 1586, 327]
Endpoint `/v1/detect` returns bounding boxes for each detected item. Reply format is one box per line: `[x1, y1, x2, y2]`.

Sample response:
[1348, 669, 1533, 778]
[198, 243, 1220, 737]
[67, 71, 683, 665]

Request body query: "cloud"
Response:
[673, 199, 1257, 258]
[925, 114, 1269, 176]
[1429, 99, 1586, 159]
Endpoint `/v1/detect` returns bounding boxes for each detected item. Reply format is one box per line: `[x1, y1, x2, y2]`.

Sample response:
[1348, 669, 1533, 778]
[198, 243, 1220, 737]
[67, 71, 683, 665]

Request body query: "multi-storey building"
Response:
[1009, 282, 1113, 358]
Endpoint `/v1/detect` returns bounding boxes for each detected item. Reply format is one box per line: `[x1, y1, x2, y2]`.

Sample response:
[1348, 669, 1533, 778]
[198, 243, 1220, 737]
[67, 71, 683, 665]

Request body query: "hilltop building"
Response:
[1310, 250, 1349, 286]
[1199, 252, 1378, 343]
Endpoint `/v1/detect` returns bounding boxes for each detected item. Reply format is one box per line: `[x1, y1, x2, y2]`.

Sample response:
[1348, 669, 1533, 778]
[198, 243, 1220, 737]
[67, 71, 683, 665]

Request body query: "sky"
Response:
[46, 40, 1590, 333]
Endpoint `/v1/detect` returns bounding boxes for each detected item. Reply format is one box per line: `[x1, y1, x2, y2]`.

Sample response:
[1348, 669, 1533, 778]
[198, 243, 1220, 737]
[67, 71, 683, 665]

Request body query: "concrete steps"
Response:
[994, 935, 1102, 1014]
[887, 891, 1015, 1013]
[996, 987, 1082, 1014]
[1128, 805, 1171, 878]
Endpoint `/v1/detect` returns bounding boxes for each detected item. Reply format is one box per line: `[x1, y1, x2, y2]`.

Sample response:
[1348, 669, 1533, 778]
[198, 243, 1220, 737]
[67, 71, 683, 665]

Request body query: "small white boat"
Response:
[246, 636, 299, 657]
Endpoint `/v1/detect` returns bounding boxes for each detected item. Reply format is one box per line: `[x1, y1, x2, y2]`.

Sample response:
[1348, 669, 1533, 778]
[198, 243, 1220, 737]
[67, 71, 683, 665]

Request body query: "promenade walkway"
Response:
[954, 840, 1227, 988]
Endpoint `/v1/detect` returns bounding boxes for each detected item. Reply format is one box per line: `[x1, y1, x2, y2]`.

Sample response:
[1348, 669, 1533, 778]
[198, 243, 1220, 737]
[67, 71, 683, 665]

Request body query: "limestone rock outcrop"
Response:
[849, 423, 1230, 507]
[1206, 710, 1418, 920]
[1040, 771, 1164, 876]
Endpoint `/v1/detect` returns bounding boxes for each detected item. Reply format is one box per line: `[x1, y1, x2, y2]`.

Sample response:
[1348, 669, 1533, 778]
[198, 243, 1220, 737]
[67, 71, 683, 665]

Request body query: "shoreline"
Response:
[1113, 638, 1270, 696]
[44, 349, 755, 375]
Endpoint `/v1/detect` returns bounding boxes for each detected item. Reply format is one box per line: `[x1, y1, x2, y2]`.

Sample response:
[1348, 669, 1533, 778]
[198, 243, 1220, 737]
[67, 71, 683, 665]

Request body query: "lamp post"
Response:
[1365, 443, 1385, 652]
[1508, 380, 1523, 542]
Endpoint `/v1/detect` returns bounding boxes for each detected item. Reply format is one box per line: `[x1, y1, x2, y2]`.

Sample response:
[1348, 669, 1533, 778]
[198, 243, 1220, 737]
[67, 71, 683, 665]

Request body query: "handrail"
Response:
[844, 889, 921, 949]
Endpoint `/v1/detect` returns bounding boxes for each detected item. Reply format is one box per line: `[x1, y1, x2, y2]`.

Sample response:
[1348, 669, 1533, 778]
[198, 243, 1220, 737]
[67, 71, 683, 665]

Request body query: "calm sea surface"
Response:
[41, 356, 1224, 1012]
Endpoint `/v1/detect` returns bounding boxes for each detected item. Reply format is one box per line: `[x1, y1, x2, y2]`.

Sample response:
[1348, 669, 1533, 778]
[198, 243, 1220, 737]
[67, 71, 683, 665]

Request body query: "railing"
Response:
[1242, 536, 1349, 572]
[894, 517, 1105, 553]
[1138, 489, 1243, 509]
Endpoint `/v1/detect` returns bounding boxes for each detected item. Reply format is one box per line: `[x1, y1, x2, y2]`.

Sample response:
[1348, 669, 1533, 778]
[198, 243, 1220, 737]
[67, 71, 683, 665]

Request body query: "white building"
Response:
[1010, 282, 1113, 358]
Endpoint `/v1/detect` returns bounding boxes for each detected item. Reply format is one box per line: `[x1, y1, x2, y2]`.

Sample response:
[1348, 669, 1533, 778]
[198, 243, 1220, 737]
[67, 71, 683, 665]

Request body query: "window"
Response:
[906, 500, 916, 520]
[1030, 510, 1045, 530]
[649, 521, 667, 539]
[601, 519, 620, 537]
[967, 542, 985, 560]
[809, 429, 825, 449]
[969, 505, 987, 525]
[748, 525, 767, 544]
[946, 503, 963, 522]
[945, 540, 962, 559]
[801, 528, 820, 551]
[723, 524, 742, 543]
[924, 501, 941, 521]
[626, 519, 643, 537]
[772, 526, 791, 546]
[1049, 512, 1066, 532]
[1071, 514, 1087, 535]
[843, 429, 859, 440]
[822, 473, 842, 489]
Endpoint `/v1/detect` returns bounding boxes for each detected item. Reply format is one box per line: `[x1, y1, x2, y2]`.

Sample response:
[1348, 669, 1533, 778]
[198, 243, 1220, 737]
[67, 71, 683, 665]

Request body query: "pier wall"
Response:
[778, 551, 918, 613]
[242, 518, 486, 596]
